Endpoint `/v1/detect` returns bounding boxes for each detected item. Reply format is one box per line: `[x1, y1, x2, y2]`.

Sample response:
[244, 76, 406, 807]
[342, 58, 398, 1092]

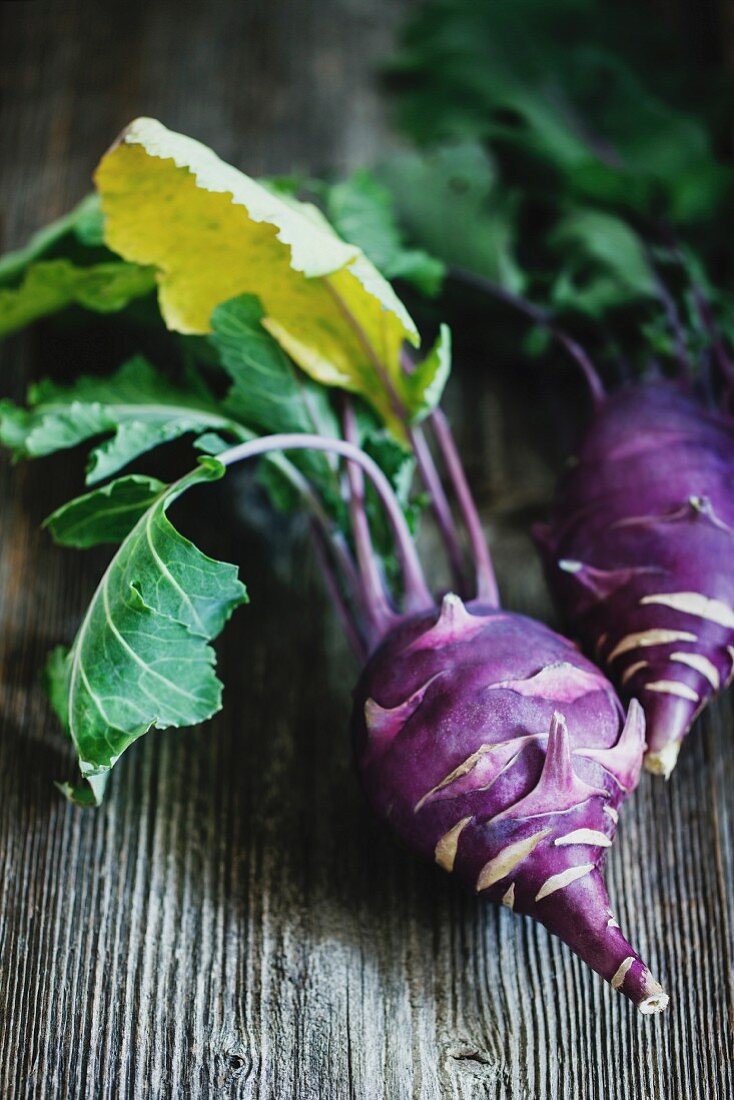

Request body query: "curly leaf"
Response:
[324, 170, 444, 295]
[44, 475, 167, 548]
[0, 355, 246, 484]
[406, 324, 451, 423]
[0, 258, 157, 337]
[380, 144, 524, 293]
[95, 117, 422, 436]
[47, 457, 247, 805]
[0, 194, 105, 287]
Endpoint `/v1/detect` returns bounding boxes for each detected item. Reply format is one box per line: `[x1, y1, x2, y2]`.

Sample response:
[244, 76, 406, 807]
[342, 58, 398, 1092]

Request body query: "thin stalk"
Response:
[217, 433, 433, 625]
[325, 272, 498, 604]
[400, 347, 469, 593]
[429, 410, 499, 606]
[309, 520, 366, 661]
[692, 286, 734, 394]
[270, 452, 368, 625]
[450, 267, 606, 407]
[659, 230, 734, 395]
[341, 399, 395, 638]
[646, 254, 692, 381]
[409, 425, 468, 595]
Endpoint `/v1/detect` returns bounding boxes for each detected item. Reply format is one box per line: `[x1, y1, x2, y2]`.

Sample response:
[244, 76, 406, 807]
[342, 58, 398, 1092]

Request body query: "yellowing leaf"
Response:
[95, 118, 421, 435]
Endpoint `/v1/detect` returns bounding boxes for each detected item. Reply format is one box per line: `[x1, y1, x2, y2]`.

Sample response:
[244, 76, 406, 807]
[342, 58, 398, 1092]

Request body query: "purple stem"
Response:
[272, 453, 369, 624]
[692, 287, 734, 394]
[309, 519, 366, 660]
[217, 433, 433, 629]
[409, 424, 468, 595]
[646, 255, 691, 381]
[450, 267, 606, 407]
[429, 409, 499, 606]
[341, 399, 396, 638]
[324, 274, 496, 604]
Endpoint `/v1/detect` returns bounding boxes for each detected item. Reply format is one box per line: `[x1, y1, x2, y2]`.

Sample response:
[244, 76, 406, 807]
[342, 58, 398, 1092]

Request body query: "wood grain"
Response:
[0, 2, 732, 1097]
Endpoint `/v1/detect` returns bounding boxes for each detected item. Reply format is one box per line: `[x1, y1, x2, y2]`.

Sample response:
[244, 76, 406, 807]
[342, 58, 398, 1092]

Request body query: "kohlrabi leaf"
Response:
[548, 209, 657, 317]
[44, 474, 167, 548]
[0, 258, 157, 337]
[95, 117, 424, 436]
[379, 144, 524, 293]
[324, 170, 445, 296]
[209, 295, 340, 438]
[0, 355, 246, 484]
[0, 194, 105, 287]
[390, 0, 731, 224]
[208, 293, 343, 509]
[405, 324, 451, 422]
[47, 456, 247, 805]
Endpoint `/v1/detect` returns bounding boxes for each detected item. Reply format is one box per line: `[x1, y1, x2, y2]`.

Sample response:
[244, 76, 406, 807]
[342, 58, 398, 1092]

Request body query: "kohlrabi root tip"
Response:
[637, 988, 670, 1015]
[644, 740, 681, 778]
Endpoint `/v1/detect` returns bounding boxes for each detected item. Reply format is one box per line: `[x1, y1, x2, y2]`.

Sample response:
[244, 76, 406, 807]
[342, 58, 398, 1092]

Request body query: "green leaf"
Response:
[47, 457, 247, 804]
[379, 143, 525, 293]
[0, 355, 246, 484]
[325, 170, 445, 295]
[390, 0, 731, 224]
[193, 431, 234, 456]
[210, 295, 339, 437]
[548, 208, 656, 317]
[208, 294, 342, 504]
[0, 194, 104, 286]
[0, 259, 157, 337]
[44, 475, 167, 548]
[406, 324, 451, 422]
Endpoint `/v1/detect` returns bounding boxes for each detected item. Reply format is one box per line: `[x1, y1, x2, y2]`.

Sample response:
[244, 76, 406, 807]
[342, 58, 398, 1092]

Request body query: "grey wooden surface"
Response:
[0, 2, 733, 1097]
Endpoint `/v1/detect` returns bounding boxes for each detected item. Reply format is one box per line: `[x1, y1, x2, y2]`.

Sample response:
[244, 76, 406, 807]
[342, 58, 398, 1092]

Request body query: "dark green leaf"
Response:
[209, 294, 342, 506]
[379, 144, 525, 292]
[390, 0, 731, 223]
[325, 170, 444, 295]
[0, 355, 247, 484]
[0, 194, 104, 286]
[548, 209, 656, 317]
[47, 457, 247, 805]
[44, 475, 167, 548]
[0, 259, 157, 337]
[210, 296, 339, 436]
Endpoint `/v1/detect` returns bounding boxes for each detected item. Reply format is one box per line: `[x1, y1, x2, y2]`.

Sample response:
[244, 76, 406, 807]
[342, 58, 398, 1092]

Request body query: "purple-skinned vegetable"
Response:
[352, 591, 667, 1013]
[536, 379, 734, 777]
[445, 262, 734, 778]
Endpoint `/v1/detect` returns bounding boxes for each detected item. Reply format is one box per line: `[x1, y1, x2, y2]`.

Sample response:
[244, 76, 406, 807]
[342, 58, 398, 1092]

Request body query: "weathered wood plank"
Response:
[0, 3, 732, 1098]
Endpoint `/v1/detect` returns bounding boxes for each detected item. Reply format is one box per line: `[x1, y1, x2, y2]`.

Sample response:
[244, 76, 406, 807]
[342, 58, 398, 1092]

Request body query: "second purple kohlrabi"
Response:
[536, 379, 734, 777]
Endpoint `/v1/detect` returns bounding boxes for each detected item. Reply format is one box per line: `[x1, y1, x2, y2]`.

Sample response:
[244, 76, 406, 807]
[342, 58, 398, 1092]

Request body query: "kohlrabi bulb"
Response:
[537, 380, 734, 776]
[352, 594, 667, 1014]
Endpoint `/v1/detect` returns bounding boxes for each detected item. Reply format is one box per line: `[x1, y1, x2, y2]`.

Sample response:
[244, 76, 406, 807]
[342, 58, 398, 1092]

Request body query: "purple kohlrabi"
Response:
[536, 380, 734, 776]
[352, 593, 668, 1013]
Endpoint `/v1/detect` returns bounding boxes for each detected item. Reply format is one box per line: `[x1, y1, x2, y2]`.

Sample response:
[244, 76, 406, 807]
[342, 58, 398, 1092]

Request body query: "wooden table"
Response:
[1, 2, 732, 1097]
